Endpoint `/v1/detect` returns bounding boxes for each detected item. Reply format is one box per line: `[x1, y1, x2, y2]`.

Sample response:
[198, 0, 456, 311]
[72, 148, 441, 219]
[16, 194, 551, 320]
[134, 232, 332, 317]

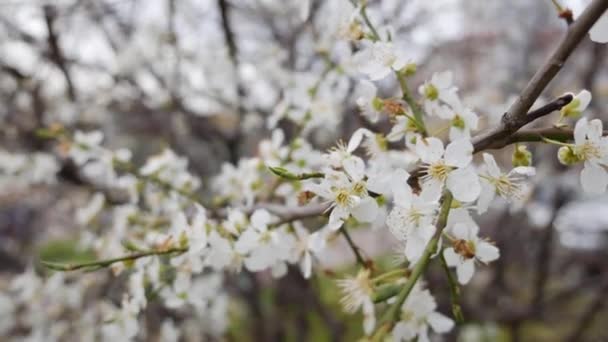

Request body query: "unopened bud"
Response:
[558, 146, 581, 165]
[512, 145, 533, 167]
[400, 63, 417, 77]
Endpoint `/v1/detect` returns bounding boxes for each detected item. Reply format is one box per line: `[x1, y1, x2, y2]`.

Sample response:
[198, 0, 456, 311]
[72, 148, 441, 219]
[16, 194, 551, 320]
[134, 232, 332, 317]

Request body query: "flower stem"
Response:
[440, 252, 465, 323]
[372, 268, 407, 284]
[397, 72, 428, 136]
[371, 191, 453, 341]
[42, 247, 188, 272]
[340, 227, 368, 267]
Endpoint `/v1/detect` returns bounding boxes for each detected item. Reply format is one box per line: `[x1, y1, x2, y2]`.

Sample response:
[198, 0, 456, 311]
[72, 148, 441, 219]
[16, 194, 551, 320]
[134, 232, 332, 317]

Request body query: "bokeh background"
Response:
[1, 0, 607, 341]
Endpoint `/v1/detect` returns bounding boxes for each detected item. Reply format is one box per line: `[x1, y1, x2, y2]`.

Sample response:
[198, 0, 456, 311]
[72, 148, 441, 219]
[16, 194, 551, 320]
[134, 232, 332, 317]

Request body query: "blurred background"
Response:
[1, 0, 607, 341]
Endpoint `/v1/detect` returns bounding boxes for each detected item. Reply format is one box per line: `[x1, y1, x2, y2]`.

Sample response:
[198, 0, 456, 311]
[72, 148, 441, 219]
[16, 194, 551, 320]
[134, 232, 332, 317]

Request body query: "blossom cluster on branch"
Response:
[2, 0, 608, 341]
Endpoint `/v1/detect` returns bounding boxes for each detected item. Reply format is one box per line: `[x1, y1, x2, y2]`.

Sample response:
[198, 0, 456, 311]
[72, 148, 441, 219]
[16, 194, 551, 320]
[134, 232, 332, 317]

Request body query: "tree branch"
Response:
[42, 247, 187, 272]
[472, 0, 608, 152]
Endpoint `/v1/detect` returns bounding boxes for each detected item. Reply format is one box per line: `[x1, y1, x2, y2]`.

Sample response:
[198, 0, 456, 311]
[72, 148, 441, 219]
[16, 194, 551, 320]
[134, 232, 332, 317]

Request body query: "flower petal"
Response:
[352, 197, 379, 223]
[447, 167, 481, 202]
[580, 162, 608, 194]
[457, 259, 475, 284]
[476, 242, 500, 263]
[416, 137, 444, 164]
[445, 139, 473, 168]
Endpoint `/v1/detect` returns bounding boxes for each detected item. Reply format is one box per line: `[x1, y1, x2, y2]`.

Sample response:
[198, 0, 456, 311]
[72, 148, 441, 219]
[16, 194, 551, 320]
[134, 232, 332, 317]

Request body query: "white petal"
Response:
[589, 12, 608, 43]
[443, 248, 461, 267]
[251, 209, 272, 231]
[428, 312, 454, 333]
[577, 90, 592, 112]
[482, 153, 501, 178]
[477, 181, 496, 215]
[387, 207, 409, 241]
[392, 171, 413, 207]
[511, 166, 536, 177]
[416, 137, 444, 164]
[343, 156, 366, 181]
[447, 167, 481, 202]
[347, 128, 373, 153]
[422, 179, 443, 202]
[574, 117, 588, 146]
[362, 300, 376, 335]
[406, 227, 435, 262]
[433, 71, 453, 89]
[329, 207, 348, 230]
[445, 139, 473, 168]
[452, 222, 475, 240]
[588, 119, 603, 142]
[235, 229, 260, 254]
[457, 259, 475, 284]
[300, 252, 312, 279]
[476, 242, 500, 263]
[580, 162, 608, 194]
[352, 197, 379, 223]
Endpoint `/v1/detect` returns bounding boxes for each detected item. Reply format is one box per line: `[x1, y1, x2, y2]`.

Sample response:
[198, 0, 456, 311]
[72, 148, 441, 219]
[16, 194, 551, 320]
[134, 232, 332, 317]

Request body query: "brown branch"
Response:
[43, 5, 77, 102]
[566, 278, 608, 341]
[530, 192, 569, 316]
[471, 0, 608, 152]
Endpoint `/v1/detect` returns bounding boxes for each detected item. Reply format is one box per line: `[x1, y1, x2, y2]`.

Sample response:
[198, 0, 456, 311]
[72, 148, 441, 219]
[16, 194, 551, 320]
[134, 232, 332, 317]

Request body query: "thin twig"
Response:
[472, 0, 608, 152]
[340, 227, 368, 267]
[42, 247, 188, 271]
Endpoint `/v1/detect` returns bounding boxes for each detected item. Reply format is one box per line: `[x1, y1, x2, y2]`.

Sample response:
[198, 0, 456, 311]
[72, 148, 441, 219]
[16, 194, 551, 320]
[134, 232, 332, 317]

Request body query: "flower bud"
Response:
[512, 145, 533, 167]
[557, 146, 581, 165]
[423, 84, 439, 101]
[399, 62, 417, 77]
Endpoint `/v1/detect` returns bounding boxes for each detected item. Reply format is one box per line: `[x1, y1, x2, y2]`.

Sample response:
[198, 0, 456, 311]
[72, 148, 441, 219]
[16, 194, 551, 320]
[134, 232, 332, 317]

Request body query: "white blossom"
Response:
[477, 153, 535, 214]
[392, 286, 454, 342]
[443, 222, 499, 284]
[353, 41, 408, 81]
[337, 269, 376, 335]
[416, 137, 481, 202]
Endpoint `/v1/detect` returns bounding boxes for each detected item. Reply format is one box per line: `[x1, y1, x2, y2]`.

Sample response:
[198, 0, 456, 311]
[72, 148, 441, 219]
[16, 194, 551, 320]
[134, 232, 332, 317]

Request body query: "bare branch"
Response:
[472, 0, 608, 152]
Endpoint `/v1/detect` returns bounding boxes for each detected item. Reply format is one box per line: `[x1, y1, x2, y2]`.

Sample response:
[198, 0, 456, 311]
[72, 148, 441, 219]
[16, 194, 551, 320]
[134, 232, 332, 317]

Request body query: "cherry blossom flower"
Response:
[437, 100, 479, 141]
[289, 222, 327, 278]
[69, 130, 104, 165]
[559, 118, 608, 193]
[234, 209, 291, 274]
[392, 286, 454, 342]
[418, 71, 460, 116]
[477, 153, 536, 214]
[352, 41, 408, 81]
[443, 222, 500, 284]
[387, 170, 440, 262]
[337, 269, 376, 335]
[416, 137, 481, 202]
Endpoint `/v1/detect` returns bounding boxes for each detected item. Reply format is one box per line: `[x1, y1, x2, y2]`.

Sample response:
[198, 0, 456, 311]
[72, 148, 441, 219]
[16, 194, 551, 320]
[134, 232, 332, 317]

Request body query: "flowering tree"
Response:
[2, 0, 608, 341]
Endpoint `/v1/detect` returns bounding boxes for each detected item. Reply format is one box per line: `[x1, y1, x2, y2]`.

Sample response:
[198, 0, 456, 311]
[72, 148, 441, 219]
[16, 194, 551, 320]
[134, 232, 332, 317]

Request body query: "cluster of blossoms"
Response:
[2, 0, 608, 340]
[0, 150, 59, 191]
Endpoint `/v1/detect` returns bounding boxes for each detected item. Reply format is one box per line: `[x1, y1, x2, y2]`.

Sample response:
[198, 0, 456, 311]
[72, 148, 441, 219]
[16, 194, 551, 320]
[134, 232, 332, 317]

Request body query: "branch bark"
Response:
[472, 0, 608, 152]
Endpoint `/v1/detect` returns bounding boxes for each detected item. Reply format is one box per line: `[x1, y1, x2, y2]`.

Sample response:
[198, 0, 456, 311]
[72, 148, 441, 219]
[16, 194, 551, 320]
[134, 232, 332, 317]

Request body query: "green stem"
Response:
[360, 4, 381, 41]
[440, 252, 465, 323]
[42, 247, 188, 272]
[372, 284, 401, 303]
[397, 72, 428, 136]
[372, 268, 407, 284]
[371, 192, 453, 341]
